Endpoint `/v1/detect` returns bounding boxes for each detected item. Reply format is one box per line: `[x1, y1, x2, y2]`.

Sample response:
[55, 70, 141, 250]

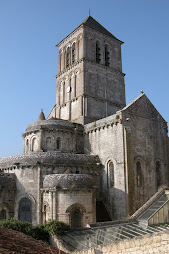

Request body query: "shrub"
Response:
[0, 218, 49, 242]
[0, 218, 70, 241]
[0, 218, 32, 235]
[45, 220, 70, 236]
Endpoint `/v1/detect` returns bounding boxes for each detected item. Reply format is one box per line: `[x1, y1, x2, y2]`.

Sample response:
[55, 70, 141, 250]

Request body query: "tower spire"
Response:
[89, 8, 90, 16]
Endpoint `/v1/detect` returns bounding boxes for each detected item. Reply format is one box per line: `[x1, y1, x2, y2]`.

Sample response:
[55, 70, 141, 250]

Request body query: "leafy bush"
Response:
[0, 218, 32, 235]
[30, 224, 49, 241]
[45, 220, 70, 236]
[0, 218, 70, 241]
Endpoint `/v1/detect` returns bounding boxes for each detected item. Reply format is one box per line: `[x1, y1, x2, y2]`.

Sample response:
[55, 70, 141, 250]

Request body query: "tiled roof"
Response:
[0, 226, 67, 254]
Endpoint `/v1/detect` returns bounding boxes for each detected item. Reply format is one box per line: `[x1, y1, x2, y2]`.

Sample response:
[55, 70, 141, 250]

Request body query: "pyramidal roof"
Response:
[80, 16, 122, 42]
[57, 16, 123, 46]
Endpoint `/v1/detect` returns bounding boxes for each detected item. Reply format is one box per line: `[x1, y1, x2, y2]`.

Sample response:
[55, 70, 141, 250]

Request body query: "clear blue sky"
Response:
[0, 0, 169, 157]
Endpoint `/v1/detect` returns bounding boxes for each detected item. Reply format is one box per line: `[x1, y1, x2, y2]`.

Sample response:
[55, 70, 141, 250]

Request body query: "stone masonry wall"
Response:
[122, 94, 169, 215]
[73, 230, 169, 254]
[84, 115, 127, 220]
[57, 189, 96, 226]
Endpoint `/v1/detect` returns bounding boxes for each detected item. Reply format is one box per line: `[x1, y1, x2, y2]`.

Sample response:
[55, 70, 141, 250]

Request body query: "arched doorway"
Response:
[71, 209, 83, 229]
[66, 203, 86, 229]
[19, 198, 32, 223]
[0, 209, 6, 220]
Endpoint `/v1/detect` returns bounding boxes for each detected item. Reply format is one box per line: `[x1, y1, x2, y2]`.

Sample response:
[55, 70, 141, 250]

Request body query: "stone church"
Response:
[0, 16, 168, 229]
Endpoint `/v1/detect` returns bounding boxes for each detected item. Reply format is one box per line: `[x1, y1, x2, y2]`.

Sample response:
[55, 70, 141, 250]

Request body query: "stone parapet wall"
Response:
[73, 230, 169, 254]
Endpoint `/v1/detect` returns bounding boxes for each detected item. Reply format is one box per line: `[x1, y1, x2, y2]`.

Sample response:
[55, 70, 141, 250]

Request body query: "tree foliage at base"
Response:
[0, 218, 70, 242]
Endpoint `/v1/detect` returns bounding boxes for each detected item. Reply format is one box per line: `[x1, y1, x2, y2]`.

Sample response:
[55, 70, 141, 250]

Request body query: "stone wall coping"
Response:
[84, 114, 118, 132]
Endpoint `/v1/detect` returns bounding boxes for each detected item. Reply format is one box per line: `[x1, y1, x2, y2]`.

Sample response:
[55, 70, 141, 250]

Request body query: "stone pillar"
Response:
[39, 130, 43, 151]
[74, 75, 76, 98]
[53, 191, 57, 220]
[49, 191, 53, 220]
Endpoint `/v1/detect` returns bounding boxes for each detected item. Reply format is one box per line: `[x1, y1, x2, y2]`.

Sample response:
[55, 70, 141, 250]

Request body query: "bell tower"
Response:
[48, 16, 126, 124]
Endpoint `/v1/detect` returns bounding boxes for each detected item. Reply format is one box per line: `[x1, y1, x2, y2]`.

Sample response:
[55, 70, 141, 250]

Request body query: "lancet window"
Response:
[105, 44, 110, 66]
[136, 161, 142, 187]
[96, 41, 101, 63]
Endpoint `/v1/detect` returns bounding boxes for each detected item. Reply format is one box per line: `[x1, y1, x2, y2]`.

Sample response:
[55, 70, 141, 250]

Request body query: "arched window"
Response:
[72, 43, 75, 63]
[46, 137, 52, 151]
[56, 137, 61, 150]
[156, 161, 161, 188]
[66, 47, 70, 67]
[25, 139, 29, 153]
[19, 198, 32, 223]
[32, 137, 38, 152]
[105, 44, 110, 66]
[136, 162, 142, 187]
[96, 41, 101, 63]
[107, 161, 114, 188]
[0, 209, 6, 220]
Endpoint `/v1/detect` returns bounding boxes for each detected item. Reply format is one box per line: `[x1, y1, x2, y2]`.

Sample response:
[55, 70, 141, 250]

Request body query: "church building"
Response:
[0, 16, 168, 229]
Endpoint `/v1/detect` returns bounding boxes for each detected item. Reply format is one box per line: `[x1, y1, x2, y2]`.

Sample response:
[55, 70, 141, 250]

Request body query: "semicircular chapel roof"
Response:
[0, 152, 100, 169]
[25, 118, 83, 133]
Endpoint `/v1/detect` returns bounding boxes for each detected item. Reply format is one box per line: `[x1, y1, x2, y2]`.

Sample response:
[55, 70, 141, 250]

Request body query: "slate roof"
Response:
[25, 119, 83, 133]
[80, 16, 122, 42]
[0, 152, 100, 169]
[57, 15, 123, 46]
[121, 93, 167, 123]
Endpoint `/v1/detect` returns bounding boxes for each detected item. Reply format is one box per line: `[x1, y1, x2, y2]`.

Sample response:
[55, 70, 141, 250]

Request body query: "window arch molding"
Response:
[66, 203, 86, 214]
[30, 135, 39, 152]
[66, 203, 86, 229]
[16, 194, 36, 224]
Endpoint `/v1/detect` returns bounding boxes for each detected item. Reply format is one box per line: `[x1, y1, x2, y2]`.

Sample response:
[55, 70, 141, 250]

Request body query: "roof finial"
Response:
[89, 8, 90, 16]
[38, 109, 46, 121]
